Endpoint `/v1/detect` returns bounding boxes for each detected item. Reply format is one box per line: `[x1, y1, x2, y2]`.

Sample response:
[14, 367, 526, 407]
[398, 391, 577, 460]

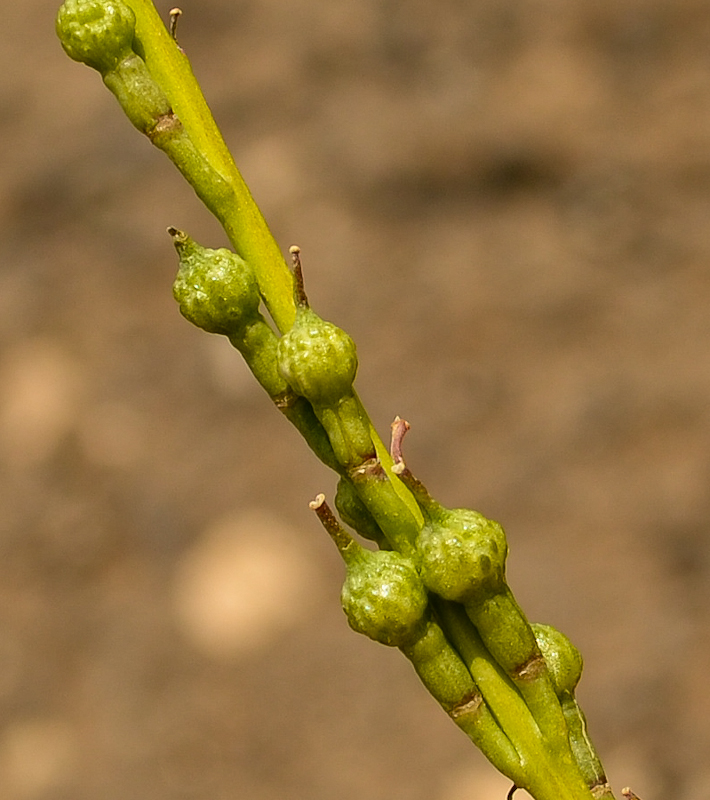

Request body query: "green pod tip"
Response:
[56, 0, 136, 74]
[531, 623, 583, 697]
[276, 304, 358, 407]
[417, 507, 508, 604]
[341, 548, 429, 648]
[169, 228, 261, 336]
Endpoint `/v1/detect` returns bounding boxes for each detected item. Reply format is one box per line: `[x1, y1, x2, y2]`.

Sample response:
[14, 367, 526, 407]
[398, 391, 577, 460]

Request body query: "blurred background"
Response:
[2, 0, 710, 798]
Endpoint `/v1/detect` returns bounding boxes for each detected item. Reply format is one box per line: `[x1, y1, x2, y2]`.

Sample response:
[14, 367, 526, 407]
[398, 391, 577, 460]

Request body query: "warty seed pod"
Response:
[417, 507, 508, 604]
[56, 0, 136, 74]
[276, 304, 358, 408]
[170, 229, 261, 336]
[341, 547, 429, 648]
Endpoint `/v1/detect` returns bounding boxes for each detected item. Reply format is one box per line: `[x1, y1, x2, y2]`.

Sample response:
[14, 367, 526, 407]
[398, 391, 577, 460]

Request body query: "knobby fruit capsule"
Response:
[170, 229, 261, 336]
[311, 494, 427, 646]
[341, 547, 428, 648]
[417, 507, 508, 604]
[276, 256, 374, 469]
[277, 304, 358, 408]
[57, 0, 174, 135]
[56, 0, 136, 74]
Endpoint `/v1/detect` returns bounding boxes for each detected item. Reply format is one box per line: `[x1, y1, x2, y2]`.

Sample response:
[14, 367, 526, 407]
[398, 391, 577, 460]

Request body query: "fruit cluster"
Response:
[167, 235, 612, 800]
[55, 5, 620, 798]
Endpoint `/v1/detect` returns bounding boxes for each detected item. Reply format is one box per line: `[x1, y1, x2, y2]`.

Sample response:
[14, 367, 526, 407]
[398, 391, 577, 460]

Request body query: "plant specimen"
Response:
[55, 2, 644, 798]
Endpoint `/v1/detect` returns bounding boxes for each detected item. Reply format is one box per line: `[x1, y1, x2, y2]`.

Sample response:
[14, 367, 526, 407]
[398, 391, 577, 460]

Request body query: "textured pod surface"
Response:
[417, 508, 508, 604]
[341, 549, 428, 647]
[532, 622, 583, 697]
[172, 232, 261, 336]
[56, 0, 136, 73]
[277, 306, 358, 406]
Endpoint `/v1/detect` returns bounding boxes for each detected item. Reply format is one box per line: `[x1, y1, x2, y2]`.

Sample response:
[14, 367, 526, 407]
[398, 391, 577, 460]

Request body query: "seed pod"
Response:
[342, 547, 429, 648]
[56, 0, 136, 74]
[170, 228, 261, 336]
[417, 506, 508, 604]
[277, 303, 358, 408]
[275, 251, 374, 469]
[531, 623, 583, 697]
[311, 494, 428, 648]
[391, 440, 574, 756]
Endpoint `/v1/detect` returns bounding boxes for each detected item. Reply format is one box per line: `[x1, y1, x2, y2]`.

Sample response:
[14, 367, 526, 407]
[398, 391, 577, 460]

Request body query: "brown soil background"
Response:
[2, 1, 710, 798]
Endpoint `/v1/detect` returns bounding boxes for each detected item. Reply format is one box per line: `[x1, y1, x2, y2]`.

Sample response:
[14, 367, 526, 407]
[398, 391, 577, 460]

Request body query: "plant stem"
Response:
[119, 2, 427, 524]
[436, 600, 595, 800]
[123, 0, 295, 333]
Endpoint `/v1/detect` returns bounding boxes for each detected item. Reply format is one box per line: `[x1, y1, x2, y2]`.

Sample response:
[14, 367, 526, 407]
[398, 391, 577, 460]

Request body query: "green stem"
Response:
[400, 618, 525, 785]
[231, 321, 342, 473]
[125, 7, 424, 530]
[560, 695, 614, 798]
[466, 587, 571, 753]
[123, 0, 295, 333]
[435, 600, 594, 800]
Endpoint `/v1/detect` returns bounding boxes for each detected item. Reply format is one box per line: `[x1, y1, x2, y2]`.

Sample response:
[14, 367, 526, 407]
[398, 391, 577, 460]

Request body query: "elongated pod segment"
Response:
[402, 618, 524, 785]
[533, 624, 613, 798]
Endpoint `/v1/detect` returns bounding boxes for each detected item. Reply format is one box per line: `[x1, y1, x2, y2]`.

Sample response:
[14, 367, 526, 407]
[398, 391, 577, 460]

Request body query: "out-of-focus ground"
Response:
[2, 1, 710, 798]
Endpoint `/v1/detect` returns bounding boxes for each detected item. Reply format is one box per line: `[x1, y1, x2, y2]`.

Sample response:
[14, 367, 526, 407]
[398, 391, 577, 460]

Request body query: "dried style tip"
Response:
[388, 416, 436, 509]
[169, 7, 182, 40]
[621, 790, 642, 800]
[309, 494, 354, 557]
[308, 492, 326, 511]
[167, 225, 187, 244]
[289, 245, 308, 307]
[390, 415, 411, 472]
